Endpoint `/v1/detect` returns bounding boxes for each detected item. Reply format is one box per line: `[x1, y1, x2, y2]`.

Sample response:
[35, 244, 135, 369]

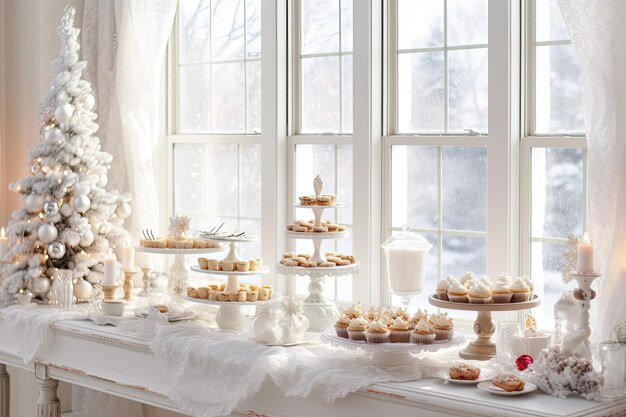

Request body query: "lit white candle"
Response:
[103, 249, 118, 286]
[577, 233, 594, 274]
[121, 240, 135, 272]
[0, 227, 7, 261]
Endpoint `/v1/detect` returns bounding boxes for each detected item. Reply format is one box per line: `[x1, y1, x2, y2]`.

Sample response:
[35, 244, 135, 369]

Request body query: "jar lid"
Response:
[381, 225, 433, 249]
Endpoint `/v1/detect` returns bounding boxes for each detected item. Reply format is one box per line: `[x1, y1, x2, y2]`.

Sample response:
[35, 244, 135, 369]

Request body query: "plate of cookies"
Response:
[437, 363, 498, 385]
[477, 374, 537, 396]
[184, 283, 276, 305]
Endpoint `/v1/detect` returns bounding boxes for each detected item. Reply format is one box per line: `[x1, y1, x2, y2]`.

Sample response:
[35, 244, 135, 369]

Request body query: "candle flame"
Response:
[582, 232, 591, 244]
[1, 227, 4, 238]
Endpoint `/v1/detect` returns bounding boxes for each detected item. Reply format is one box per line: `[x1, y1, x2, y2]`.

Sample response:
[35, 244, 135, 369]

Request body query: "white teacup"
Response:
[511, 334, 552, 359]
[98, 300, 125, 317]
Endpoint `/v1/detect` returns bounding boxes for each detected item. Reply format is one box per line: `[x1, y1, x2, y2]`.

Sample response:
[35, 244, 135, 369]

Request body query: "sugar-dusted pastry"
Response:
[239, 283, 251, 291]
[218, 292, 229, 301]
[491, 374, 525, 392]
[280, 258, 299, 267]
[247, 291, 258, 302]
[188, 288, 199, 298]
[154, 239, 167, 249]
[197, 287, 209, 299]
[326, 223, 339, 231]
[258, 287, 270, 301]
[236, 260, 250, 272]
[249, 285, 259, 291]
[340, 255, 356, 262]
[312, 226, 329, 233]
[301, 222, 314, 229]
[294, 257, 308, 266]
[326, 256, 342, 263]
[249, 259, 259, 271]
[206, 259, 220, 270]
[316, 195, 332, 205]
[320, 261, 336, 267]
[336, 259, 351, 266]
[337, 226, 347, 232]
[308, 261, 318, 267]
[221, 261, 235, 271]
[286, 224, 297, 231]
[283, 252, 296, 259]
[449, 363, 480, 380]
[183, 240, 194, 249]
[325, 251, 340, 257]
[236, 291, 247, 302]
[198, 258, 209, 270]
[208, 291, 218, 301]
[167, 239, 176, 248]
[292, 225, 308, 232]
[262, 285, 273, 298]
[299, 195, 316, 205]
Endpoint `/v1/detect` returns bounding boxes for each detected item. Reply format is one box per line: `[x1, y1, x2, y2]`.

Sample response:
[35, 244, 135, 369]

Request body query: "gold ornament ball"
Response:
[115, 203, 132, 219]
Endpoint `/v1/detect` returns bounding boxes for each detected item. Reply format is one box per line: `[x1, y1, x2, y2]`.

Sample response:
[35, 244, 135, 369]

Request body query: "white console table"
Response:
[0, 317, 624, 417]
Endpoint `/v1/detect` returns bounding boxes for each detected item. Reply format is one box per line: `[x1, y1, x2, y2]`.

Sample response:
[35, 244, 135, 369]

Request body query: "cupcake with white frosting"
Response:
[347, 317, 369, 341]
[480, 275, 492, 288]
[437, 278, 451, 301]
[448, 280, 470, 303]
[410, 319, 436, 344]
[460, 271, 477, 288]
[498, 273, 512, 284]
[491, 278, 513, 303]
[521, 275, 534, 300]
[468, 282, 493, 304]
[334, 314, 351, 338]
[433, 313, 454, 340]
[389, 316, 411, 343]
[510, 277, 531, 303]
[409, 308, 429, 329]
[365, 320, 391, 343]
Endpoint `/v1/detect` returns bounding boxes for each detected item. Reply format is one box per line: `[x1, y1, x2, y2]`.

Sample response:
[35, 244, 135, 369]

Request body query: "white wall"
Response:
[0, 1, 183, 415]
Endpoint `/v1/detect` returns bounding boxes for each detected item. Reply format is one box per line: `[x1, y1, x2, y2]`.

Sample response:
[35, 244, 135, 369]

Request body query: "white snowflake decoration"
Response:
[168, 214, 191, 238]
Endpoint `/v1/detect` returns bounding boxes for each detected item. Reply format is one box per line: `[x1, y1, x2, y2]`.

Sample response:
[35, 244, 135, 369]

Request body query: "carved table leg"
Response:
[460, 310, 496, 360]
[35, 364, 59, 417]
[0, 364, 9, 417]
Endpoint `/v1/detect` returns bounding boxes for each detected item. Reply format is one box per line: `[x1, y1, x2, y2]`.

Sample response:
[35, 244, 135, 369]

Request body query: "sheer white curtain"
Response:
[559, 0, 626, 341]
[74, 1, 176, 416]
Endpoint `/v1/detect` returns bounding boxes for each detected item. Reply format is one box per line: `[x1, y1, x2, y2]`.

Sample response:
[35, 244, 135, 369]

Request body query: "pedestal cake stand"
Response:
[135, 246, 223, 297]
[278, 203, 359, 332]
[429, 294, 541, 360]
[189, 234, 273, 331]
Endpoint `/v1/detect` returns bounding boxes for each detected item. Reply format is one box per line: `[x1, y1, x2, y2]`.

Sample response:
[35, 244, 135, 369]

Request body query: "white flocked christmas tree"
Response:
[0, 6, 131, 302]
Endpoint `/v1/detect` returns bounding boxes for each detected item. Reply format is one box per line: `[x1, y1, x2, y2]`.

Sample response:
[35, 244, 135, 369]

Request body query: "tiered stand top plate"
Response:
[276, 262, 360, 277]
[135, 247, 223, 255]
[320, 328, 465, 353]
[191, 265, 271, 276]
[181, 294, 279, 306]
[294, 204, 344, 209]
[428, 294, 541, 311]
[200, 235, 259, 243]
[285, 230, 347, 239]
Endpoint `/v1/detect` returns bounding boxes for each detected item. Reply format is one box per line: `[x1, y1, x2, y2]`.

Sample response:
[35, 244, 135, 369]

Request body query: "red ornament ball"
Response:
[515, 354, 533, 371]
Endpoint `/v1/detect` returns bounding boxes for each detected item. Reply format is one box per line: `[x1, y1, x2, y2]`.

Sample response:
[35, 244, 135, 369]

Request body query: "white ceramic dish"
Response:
[477, 380, 537, 396]
[436, 368, 498, 385]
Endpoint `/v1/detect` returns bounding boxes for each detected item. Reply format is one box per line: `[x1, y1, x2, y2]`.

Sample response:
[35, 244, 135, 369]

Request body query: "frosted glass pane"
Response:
[535, 45, 584, 134]
[239, 144, 262, 218]
[447, 0, 488, 46]
[391, 146, 438, 229]
[212, 63, 245, 133]
[247, 61, 261, 133]
[442, 236, 487, 278]
[211, 0, 245, 60]
[536, 0, 570, 42]
[531, 148, 583, 238]
[442, 147, 487, 231]
[341, 0, 353, 52]
[397, 52, 444, 133]
[301, 57, 341, 133]
[341, 56, 353, 134]
[397, 0, 444, 49]
[336, 145, 353, 225]
[238, 218, 262, 259]
[173, 143, 205, 213]
[179, 66, 211, 133]
[246, 0, 262, 58]
[179, 0, 211, 63]
[448, 48, 488, 133]
[301, 0, 340, 54]
[204, 144, 238, 215]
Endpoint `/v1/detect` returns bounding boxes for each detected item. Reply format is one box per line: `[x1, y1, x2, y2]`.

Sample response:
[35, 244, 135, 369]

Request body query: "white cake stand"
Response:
[320, 328, 465, 366]
[428, 294, 541, 360]
[135, 246, 223, 298]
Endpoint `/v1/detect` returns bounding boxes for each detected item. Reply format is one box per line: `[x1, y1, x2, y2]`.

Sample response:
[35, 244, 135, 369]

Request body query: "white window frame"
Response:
[166, 0, 286, 289]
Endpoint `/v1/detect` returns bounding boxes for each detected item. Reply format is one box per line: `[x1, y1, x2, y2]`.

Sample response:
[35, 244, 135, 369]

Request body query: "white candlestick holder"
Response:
[563, 271, 601, 359]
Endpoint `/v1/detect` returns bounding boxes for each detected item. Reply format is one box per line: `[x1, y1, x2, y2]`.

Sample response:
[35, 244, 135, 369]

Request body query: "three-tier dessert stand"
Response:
[186, 234, 274, 331]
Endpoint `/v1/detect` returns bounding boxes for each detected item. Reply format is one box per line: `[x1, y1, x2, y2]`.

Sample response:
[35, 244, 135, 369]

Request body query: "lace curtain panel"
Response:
[559, 0, 626, 341]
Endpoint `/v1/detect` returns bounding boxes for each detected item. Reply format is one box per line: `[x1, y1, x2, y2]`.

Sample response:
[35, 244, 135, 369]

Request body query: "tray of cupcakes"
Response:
[137, 229, 222, 254]
[191, 257, 271, 276]
[320, 304, 465, 353]
[430, 272, 541, 310]
[183, 282, 276, 305]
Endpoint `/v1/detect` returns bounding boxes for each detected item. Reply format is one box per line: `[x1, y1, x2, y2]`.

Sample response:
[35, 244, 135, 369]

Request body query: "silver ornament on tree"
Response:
[43, 127, 64, 144]
[73, 279, 93, 302]
[115, 202, 132, 219]
[77, 94, 95, 110]
[32, 276, 51, 295]
[73, 182, 91, 195]
[54, 103, 74, 123]
[80, 229, 95, 247]
[38, 223, 58, 243]
[43, 200, 60, 219]
[25, 194, 45, 213]
[72, 194, 91, 213]
[47, 242, 66, 259]
[29, 161, 42, 175]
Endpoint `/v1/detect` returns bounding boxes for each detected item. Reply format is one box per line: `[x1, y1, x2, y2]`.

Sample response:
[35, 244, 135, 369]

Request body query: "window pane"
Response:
[341, 55, 353, 133]
[246, 0, 262, 57]
[448, 49, 488, 133]
[179, 0, 212, 63]
[240, 144, 262, 218]
[391, 146, 438, 229]
[536, 0, 570, 42]
[179, 66, 211, 133]
[397, 0, 444, 49]
[212, 63, 246, 133]
[341, 0, 353, 52]
[535, 45, 584, 134]
[173, 143, 206, 213]
[447, 0, 488, 46]
[301, 57, 341, 133]
[442, 147, 487, 231]
[531, 148, 583, 238]
[247, 61, 262, 133]
[301, 0, 340, 55]
[397, 52, 445, 133]
[211, 0, 245, 61]
[442, 236, 487, 278]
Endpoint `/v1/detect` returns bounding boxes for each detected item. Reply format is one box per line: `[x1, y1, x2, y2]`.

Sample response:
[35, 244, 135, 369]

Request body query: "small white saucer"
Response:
[477, 380, 537, 396]
[436, 368, 498, 385]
